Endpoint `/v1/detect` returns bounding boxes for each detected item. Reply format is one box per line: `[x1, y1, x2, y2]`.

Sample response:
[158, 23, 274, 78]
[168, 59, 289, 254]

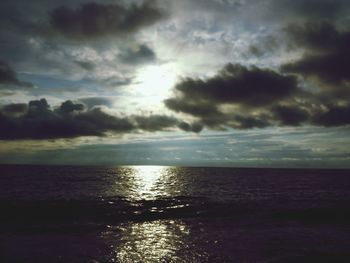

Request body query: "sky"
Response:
[0, 0, 350, 167]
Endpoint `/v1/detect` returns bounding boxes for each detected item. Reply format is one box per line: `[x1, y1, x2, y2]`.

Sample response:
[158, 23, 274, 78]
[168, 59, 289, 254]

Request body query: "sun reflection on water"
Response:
[115, 165, 172, 201]
[102, 166, 207, 262]
[109, 166, 186, 202]
[133, 166, 167, 199]
[103, 220, 196, 263]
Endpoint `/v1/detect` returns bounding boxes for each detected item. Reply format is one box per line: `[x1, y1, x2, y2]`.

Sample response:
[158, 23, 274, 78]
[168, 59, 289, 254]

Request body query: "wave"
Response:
[1, 196, 349, 234]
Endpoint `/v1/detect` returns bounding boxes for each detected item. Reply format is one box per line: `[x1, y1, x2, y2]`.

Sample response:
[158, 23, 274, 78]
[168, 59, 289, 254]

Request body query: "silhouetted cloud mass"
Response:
[178, 121, 203, 133]
[0, 99, 133, 139]
[282, 21, 350, 86]
[169, 64, 298, 107]
[0, 103, 27, 115]
[272, 105, 309, 126]
[0, 98, 200, 139]
[134, 115, 179, 132]
[165, 99, 221, 118]
[312, 105, 350, 127]
[0, 60, 33, 89]
[274, 0, 343, 20]
[50, 1, 165, 40]
[165, 61, 350, 129]
[165, 63, 305, 129]
[57, 100, 85, 114]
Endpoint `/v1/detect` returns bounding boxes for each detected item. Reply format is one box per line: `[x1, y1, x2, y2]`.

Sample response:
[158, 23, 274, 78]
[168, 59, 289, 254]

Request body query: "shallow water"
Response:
[1, 165, 350, 262]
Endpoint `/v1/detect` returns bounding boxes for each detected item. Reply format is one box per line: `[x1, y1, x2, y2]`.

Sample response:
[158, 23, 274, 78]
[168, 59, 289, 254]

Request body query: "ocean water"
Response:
[0, 165, 350, 262]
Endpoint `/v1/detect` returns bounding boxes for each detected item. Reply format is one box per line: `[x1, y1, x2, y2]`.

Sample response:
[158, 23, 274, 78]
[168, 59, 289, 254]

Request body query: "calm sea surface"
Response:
[0, 165, 350, 262]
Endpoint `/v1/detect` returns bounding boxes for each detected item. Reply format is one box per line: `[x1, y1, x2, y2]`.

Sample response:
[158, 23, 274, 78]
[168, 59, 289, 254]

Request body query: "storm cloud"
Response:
[178, 121, 203, 133]
[169, 64, 298, 107]
[273, 0, 344, 20]
[165, 63, 304, 129]
[0, 99, 131, 139]
[0, 103, 27, 116]
[0, 98, 195, 140]
[282, 21, 350, 87]
[312, 104, 350, 127]
[50, 1, 165, 40]
[0, 60, 33, 89]
[165, 62, 350, 129]
[272, 105, 309, 126]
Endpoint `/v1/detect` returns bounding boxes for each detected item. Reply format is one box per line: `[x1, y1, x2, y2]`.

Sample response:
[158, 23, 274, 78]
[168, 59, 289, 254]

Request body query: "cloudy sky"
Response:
[0, 0, 350, 167]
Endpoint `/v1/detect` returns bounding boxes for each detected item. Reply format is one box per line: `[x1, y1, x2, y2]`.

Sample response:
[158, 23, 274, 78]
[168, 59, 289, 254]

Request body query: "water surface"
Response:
[1, 165, 349, 262]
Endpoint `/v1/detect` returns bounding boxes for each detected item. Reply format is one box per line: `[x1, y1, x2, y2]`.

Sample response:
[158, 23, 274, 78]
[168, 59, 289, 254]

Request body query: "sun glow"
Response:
[136, 64, 178, 102]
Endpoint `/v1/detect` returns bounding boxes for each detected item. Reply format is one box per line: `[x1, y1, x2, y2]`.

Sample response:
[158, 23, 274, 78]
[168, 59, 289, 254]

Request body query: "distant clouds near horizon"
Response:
[0, 0, 349, 167]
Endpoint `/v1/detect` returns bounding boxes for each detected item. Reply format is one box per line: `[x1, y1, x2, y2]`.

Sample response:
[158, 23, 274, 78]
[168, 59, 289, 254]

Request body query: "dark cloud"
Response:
[75, 107, 135, 134]
[284, 21, 340, 52]
[28, 98, 50, 112]
[171, 64, 298, 107]
[178, 121, 203, 133]
[274, 0, 344, 20]
[0, 103, 27, 116]
[0, 60, 33, 89]
[119, 44, 156, 64]
[57, 100, 84, 114]
[165, 63, 303, 129]
[291, 0, 342, 19]
[0, 60, 19, 84]
[134, 115, 179, 132]
[0, 98, 196, 140]
[231, 115, 270, 129]
[165, 62, 350, 130]
[50, 1, 165, 40]
[312, 104, 350, 127]
[281, 21, 350, 86]
[165, 99, 221, 118]
[164, 98, 228, 129]
[0, 1, 48, 36]
[0, 99, 131, 139]
[272, 105, 309, 126]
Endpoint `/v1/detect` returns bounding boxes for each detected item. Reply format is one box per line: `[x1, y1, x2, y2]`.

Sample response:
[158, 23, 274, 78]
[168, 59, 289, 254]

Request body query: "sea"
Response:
[0, 165, 350, 262]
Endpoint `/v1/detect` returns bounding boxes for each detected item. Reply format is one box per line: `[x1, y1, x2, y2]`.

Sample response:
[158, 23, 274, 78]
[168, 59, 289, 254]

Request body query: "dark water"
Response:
[1, 165, 350, 262]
